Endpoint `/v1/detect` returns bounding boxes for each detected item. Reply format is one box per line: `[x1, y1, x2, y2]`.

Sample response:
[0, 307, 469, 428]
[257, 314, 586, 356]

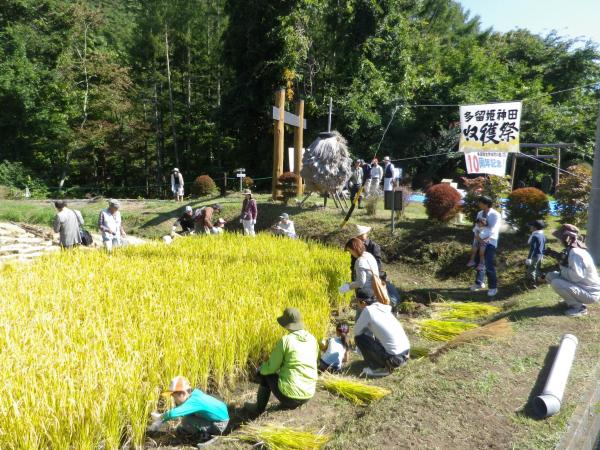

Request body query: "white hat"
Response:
[348, 224, 372, 239]
[173, 168, 179, 172]
[217, 218, 226, 224]
[185, 205, 193, 213]
[383, 156, 391, 162]
[165, 375, 191, 393]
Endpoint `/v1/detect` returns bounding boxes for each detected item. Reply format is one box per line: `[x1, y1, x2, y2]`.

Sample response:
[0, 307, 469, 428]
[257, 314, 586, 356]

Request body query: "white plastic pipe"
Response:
[534, 334, 578, 418]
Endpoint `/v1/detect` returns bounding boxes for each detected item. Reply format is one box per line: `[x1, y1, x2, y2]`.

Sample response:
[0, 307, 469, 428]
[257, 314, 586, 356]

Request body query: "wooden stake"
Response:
[294, 100, 304, 196]
[272, 89, 286, 200]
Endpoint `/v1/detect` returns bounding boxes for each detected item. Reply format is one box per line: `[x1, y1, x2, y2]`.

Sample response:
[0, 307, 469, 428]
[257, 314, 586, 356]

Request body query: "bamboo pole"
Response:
[294, 100, 304, 196]
[272, 89, 286, 200]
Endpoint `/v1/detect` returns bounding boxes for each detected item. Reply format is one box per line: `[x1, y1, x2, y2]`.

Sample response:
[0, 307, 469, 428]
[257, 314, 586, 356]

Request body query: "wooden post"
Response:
[556, 147, 561, 188]
[272, 89, 286, 200]
[294, 100, 304, 196]
[510, 153, 517, 190]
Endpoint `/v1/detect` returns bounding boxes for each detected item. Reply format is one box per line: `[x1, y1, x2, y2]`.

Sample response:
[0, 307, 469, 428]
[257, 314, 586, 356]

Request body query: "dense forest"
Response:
[0, 0, 599, 197]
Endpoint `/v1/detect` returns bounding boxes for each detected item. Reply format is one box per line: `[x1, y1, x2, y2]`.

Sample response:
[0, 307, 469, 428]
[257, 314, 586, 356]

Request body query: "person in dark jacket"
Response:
[172, 205, 196, 235]
[525, 220, 546, 288]
[348, 224, 382, 281]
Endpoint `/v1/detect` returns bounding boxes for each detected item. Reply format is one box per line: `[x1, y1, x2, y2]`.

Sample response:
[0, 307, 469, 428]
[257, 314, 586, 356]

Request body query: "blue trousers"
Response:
[474, 243, 497, 289]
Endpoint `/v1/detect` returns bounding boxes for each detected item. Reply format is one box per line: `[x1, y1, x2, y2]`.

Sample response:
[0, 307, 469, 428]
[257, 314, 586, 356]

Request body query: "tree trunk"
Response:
[153, 83, 164, 186]
[185, 27, 192, 163]
[164, 27, 179, 168]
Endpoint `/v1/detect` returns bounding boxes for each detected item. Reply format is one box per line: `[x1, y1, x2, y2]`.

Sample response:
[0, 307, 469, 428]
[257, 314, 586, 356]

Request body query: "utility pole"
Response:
[587, 102, 600, 264]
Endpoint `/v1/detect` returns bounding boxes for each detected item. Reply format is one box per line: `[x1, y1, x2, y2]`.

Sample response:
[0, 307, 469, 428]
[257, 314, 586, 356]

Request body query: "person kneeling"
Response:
[319, 322, 350, 373]
[148, 376, 229, 443]
[245, 308, 318, 415]
[354, 289, 410, 378]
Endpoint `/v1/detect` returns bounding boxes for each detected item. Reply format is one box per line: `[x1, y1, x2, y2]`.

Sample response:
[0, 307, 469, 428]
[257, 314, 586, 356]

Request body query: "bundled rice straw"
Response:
[417, 319, 478, 342]
[434, 302, 501, 320]
[235, 424, 330, 450]
[319, 373, 391, 405]
[430, 318, 512, 359]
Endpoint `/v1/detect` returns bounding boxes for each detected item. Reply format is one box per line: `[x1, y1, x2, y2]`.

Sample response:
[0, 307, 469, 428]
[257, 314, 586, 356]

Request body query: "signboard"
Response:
[272, 106, 307, 129]
[459, 101, 522, 153]
[236, 173, 246, 178]
[464, 151, 508, 176]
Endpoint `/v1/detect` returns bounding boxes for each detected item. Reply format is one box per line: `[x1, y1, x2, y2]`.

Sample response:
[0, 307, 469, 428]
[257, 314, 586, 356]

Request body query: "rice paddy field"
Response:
[0, 235, 347, 449]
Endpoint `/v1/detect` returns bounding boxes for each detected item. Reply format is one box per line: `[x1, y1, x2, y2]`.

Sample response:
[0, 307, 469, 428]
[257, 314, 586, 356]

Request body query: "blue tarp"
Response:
[409, 194, 559, 216]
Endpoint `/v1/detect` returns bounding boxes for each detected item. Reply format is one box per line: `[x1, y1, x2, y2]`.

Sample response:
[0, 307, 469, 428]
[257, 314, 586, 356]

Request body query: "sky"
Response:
[457, 0, 600, 46]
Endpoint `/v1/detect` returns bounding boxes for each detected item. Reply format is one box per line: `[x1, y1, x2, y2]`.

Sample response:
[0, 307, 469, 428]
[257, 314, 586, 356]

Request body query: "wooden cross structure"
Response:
[510, 143, 574, 190]
[271, 89, 306, 200]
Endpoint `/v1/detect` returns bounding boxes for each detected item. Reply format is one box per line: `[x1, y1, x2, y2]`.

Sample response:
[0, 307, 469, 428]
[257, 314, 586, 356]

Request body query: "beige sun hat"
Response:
[346, 223, 372, 239]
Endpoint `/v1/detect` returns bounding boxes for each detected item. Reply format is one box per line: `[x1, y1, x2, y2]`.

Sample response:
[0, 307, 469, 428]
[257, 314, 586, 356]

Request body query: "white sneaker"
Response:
[487, 288, 498, 297]
[469, 283, 486, 291]
[360, 367, 390, 378]
[565, 305, 588, 317]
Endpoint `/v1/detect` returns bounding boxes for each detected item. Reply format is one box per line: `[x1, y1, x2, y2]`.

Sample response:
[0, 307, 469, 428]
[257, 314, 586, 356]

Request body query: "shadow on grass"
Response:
[517, 345, 559, 419]
[406, 286, 525, 304]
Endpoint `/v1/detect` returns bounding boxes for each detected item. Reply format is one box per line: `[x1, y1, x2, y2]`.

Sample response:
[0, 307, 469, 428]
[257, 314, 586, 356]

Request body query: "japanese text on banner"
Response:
[464, 152, 508, 176]
[459, 101, 522, 153]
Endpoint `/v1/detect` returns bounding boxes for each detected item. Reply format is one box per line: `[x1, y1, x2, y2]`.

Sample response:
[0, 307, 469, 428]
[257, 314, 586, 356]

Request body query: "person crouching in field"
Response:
[245, 308, 318, 415]
[271, 213, 296, 238]
[319, 322, 350, 372]
[467, 216, 491, 271]
[354, 289, 410, 378]
[211, 218, 226, 234]
[525, 220, 546, 288]
[148, 376, 229, 444]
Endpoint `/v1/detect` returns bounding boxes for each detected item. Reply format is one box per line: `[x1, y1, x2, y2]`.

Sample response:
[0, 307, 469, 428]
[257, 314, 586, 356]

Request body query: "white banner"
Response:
[464, 151, 508, 176]
[288, 147, 294, 172]
[459, 101, 522, 153]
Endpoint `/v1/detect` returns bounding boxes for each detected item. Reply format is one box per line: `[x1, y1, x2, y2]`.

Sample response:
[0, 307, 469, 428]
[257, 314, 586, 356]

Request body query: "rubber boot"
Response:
[256, 385, 270, 413]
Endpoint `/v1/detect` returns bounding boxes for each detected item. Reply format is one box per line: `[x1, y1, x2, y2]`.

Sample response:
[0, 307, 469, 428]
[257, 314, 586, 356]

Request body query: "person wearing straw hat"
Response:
[240, 189, 258, 236]
[171, 168, 185, 202]
[347, 224, 382, 280]
[544, 224, 600, 317]
[245, 308, 318, 415]
[147, 375, 229, 444]
[98, 199, 126, 251]
[382, 156, 395, 192]
[271, 213, 296, 238]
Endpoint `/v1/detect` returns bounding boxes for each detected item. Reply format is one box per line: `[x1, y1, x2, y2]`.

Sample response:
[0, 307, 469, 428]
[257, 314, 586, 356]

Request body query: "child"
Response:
[467, 217, 491, 271]
[319, 323, 350, 372]
[211, 218, 226, 234]
[526, 220, 546, 288]
[148, 376, 230, 443]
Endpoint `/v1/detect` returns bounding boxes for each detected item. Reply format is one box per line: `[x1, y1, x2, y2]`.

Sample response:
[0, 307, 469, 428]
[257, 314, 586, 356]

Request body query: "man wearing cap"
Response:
[98, 199, 126, 251]
[349, 224, 382, 280]
[245, 308, 318, 415]
[240, 189, 258, 236]
[172, 205, 195, 236]
[271, 213, 296, 238]
[383, 156, 395, 192]
[545, 224, 600, 317]
[354, 289, 410, 377]
[195, 204, 222, 234]
[469, 196, 501, 297]
[148, 375, 229, 443]
[171, 168, 184, 202]
[53, 200, 84, 249]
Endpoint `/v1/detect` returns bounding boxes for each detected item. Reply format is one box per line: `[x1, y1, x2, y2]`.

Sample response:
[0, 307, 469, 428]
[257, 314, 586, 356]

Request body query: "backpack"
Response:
[74, 210, 93, 246]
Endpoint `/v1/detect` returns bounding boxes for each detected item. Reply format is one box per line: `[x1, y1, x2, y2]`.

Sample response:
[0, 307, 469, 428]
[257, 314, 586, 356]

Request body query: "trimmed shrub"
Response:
[242, 176, 254, 189]
[424, 184, 461, 222]
[506, 187, 549, 232]
[191, 175, 217, 196]
[461, 175, 510, 221]
[0, 160, 49, 198]
[277, 171, 299, 204]
[555, 164, 592, 227]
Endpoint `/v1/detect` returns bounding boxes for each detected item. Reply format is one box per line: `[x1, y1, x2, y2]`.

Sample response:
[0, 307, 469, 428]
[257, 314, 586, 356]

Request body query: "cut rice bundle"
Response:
[235, 424, 330, 450]
[319, 373, 391, 405]
[417, 319, 478, 342]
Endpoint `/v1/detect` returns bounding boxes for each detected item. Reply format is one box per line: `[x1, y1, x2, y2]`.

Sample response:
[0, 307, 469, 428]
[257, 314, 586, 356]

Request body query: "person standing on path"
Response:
[369, 158, 383, 196]
[361, 160, 372, 203]
[98, 199, 126, 251]
[53, 200, 84, 249]
[240, 189, 258, 236]
[525, 220, 546, 288]
[171, 168, 184, 202]
[382, 156, 395, 192]
[545, 224, 600, 317]
[348, 160, 363, 206]
[469, 196, 501, 297]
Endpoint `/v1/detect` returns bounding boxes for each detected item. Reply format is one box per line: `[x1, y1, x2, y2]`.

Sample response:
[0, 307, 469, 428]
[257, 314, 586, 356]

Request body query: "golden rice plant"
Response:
[0, 234, 347, 449]
[319, 373, 391, 405]
[417, 319, 478, 342]
[234, 424, 330, 450]
[433, 302, 501, 321]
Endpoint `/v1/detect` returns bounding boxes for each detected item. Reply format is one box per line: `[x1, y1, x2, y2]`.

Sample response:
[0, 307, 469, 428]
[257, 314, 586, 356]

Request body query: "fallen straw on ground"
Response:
[234, 424, 330, 450]
[319, 373, 391, 405]
[433, 302, 501, 320]
[417, 319, 478, 342]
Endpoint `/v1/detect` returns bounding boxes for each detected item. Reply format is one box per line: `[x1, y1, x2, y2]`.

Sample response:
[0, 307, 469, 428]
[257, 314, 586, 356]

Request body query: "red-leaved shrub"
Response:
[277, 172, 299, 204]
[424, 184, 462, 222]
[191, 175, 217, 196]
[506, 187, 549, 232]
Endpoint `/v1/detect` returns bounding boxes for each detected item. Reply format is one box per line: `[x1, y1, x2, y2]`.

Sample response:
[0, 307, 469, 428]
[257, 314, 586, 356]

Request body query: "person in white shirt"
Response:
[382, 156, 395, 192]
[469, 196, 501, 297]
[319, 323, 350, 372]
[53, 200, 84, 248]
[354, 289, 410, 378]
[98, 199, 127, 252]
[339, 238, 379, 298]
[271, 213, 296, 238]
[545, 224, 600, 317]
[369, 158, 383, 196]
[171, 168, 184, 202]
[211, 218, 226, 234]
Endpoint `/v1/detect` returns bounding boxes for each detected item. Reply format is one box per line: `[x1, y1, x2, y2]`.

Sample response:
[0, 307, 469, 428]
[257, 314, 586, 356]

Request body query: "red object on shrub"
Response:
[506, 187, 549, 232]
[424, 184, 462, 222]
[191, 175, 217, 196]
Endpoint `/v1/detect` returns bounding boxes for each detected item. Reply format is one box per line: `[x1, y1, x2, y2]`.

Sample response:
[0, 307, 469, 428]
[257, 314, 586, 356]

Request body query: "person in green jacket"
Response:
[245, 307, 318, 415]
[148, 375, 229, 443]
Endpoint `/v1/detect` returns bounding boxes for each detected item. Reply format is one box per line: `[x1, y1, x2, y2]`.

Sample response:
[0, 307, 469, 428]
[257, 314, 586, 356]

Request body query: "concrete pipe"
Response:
[534, 334, 578, 419]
